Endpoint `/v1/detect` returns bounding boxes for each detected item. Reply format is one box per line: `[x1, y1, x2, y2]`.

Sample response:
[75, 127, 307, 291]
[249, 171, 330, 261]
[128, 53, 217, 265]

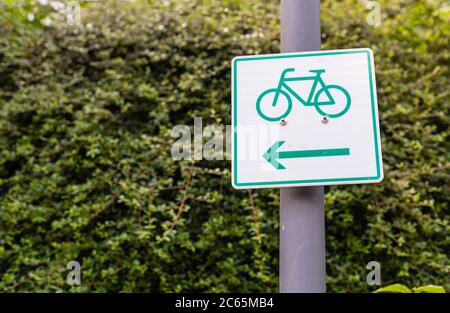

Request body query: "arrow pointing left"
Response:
[263, 141, 350, 170]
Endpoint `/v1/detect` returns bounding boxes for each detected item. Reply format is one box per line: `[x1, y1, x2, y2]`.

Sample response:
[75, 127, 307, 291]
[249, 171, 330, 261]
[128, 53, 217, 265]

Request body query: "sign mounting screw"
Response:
[321, 116, 329, 124]
[280, 119, 287, 126]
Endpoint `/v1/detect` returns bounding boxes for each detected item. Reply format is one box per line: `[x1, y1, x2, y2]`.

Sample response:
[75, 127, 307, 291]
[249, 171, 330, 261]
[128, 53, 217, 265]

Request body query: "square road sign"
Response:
[231, 48, 383, 189]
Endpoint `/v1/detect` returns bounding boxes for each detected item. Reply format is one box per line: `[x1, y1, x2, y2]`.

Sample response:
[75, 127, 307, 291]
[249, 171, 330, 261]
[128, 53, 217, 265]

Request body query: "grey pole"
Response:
[280, 0, 326, 293]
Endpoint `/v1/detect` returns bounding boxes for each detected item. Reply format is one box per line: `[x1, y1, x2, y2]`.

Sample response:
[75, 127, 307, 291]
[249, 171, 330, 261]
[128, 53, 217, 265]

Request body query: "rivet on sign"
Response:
[280, 119, 287, 126]
[321, 116, 329, 124]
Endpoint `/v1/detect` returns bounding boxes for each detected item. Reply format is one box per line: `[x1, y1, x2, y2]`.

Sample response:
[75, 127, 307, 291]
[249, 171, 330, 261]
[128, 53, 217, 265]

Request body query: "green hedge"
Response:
[0, 0, 448, 292]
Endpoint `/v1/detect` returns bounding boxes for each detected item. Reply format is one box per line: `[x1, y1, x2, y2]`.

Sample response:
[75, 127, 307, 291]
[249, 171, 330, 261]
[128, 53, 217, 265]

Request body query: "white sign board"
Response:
[231, 48, 383, 189]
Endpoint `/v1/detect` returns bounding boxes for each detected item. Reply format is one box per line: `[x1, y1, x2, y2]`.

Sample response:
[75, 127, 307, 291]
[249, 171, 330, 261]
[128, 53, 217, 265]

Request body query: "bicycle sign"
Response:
[231, 48, 383, 189]
[256, 68, 351, 122]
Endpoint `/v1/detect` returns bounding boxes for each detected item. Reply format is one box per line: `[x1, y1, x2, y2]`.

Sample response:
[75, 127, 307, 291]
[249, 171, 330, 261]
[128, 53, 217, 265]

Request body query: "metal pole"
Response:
[280, 0, 326, 293]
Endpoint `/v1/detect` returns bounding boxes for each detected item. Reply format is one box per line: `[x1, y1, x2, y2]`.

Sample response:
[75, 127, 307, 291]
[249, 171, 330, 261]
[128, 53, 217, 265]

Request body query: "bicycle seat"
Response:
[309, 69, 326, 74]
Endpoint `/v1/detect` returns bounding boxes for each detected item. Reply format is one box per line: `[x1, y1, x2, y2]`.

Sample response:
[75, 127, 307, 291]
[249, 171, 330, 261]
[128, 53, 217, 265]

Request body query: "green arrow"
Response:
[263, 141, 350, 170]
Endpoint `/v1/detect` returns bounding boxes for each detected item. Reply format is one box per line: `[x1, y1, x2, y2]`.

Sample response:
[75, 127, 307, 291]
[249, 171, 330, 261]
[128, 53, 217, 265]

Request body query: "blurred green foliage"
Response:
[374, 283, 445, 293]
[0, 0, 448, 292]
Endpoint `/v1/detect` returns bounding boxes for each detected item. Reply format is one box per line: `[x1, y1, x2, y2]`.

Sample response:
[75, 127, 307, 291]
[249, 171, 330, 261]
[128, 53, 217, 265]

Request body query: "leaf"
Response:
[374, 284, 412, 293]
[412, 285, 446, 293]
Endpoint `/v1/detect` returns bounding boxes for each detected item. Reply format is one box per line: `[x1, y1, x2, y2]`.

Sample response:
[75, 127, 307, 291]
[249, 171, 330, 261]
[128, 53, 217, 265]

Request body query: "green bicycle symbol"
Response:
[256, 68, 351, 121]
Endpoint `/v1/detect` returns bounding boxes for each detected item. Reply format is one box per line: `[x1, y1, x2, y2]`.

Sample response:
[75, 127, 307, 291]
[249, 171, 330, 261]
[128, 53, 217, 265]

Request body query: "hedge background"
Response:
[0, 0, 448, 292]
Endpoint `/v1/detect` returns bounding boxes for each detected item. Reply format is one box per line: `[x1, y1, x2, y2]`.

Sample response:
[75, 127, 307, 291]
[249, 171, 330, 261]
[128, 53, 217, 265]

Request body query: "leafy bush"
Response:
[0, 0, 448, 292]
[374, 284, 445, 293]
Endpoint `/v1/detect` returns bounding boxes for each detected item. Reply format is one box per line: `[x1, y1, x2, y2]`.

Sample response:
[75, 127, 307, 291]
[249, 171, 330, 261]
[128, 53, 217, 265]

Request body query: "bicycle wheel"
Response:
[313, 85, 351, 118]
[256, 88, 292, 122]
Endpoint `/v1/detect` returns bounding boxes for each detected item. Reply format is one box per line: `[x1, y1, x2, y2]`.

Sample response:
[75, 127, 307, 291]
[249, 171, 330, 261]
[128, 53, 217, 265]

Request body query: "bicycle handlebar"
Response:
[281, 68, 295, 74]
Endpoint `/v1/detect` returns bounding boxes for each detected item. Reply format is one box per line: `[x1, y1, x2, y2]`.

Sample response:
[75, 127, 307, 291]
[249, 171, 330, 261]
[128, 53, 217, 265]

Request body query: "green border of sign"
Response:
[232, 48, 383, 188]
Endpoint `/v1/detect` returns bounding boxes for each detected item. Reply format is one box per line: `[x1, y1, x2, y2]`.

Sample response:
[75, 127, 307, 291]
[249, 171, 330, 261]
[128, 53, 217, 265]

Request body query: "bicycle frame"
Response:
[272, 68, 335, 107]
